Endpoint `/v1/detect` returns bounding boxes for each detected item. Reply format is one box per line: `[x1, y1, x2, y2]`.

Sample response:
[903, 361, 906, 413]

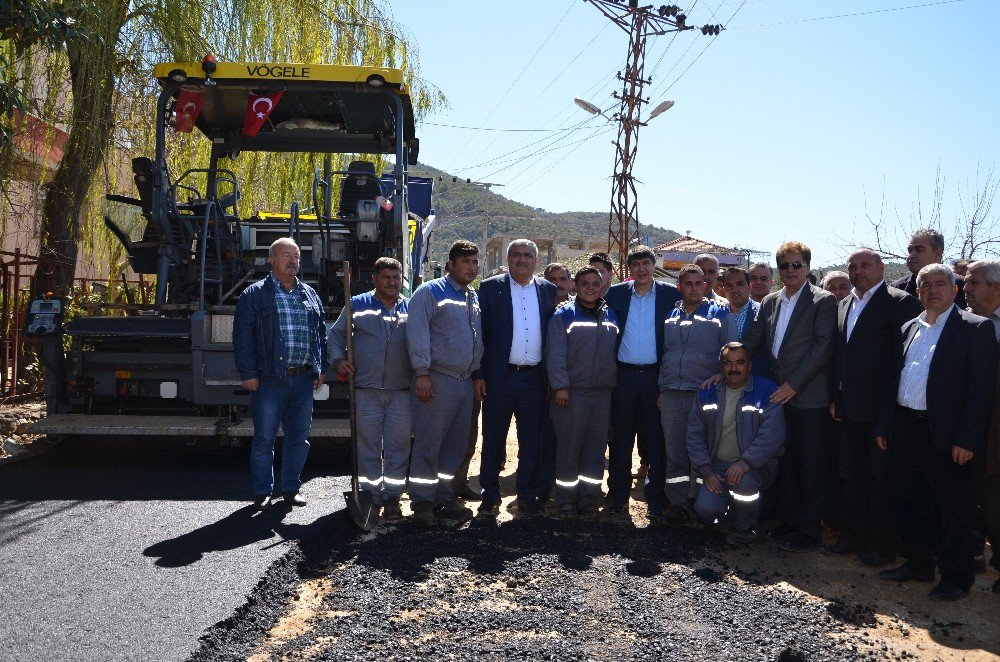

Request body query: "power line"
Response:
[730, 0, 966, 30]
[424, 122, 576, 133]
[443, 0, 577, 170]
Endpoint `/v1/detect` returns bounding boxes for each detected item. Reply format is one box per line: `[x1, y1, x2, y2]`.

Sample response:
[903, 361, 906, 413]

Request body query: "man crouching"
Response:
[685, 342, 786, 543]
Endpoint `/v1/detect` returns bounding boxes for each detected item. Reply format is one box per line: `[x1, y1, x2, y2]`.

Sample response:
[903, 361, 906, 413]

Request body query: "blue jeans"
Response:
[250, 371, 314, 496]
[693, 461, 765, 532]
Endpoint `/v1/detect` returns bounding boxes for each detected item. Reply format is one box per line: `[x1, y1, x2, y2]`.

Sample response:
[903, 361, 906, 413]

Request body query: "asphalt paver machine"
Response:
[31, 58, 432, 443]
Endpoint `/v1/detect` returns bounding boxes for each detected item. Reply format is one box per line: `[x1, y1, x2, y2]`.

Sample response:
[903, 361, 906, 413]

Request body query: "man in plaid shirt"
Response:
[234, 238, 326, 510]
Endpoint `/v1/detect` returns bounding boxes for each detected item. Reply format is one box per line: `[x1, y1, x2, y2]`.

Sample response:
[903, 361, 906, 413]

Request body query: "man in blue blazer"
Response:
[604, 245, 681, 520]
[474, 239, 558, 518]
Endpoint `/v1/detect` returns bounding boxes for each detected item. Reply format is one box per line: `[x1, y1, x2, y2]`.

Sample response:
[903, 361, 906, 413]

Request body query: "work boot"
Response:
[411, 501, 437, 527]
[434, 499, 473, 522]
[382, 499, 403, 522]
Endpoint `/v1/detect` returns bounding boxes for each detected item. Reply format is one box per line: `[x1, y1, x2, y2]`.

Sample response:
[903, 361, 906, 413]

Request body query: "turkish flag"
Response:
[243, 90, 284, 137]
[174, 90, 204, 133]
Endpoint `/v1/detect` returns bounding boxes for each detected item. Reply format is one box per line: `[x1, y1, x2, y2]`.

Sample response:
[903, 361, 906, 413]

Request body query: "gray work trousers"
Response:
[660, 389, 697, 508]
[551, 389, 611, 508]
[355, 388, 411, 505]
[409, 371, 474, 505]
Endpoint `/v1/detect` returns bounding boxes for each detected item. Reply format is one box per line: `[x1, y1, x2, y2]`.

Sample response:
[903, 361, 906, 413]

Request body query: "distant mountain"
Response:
[411, 164, 681, 264]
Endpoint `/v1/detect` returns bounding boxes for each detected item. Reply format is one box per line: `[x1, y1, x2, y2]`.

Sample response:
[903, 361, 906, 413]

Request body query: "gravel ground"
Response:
[190, 424, 1000, 662]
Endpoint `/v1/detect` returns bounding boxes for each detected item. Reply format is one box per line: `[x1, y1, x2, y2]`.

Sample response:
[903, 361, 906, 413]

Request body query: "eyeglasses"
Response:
[778, 261, 806, 271]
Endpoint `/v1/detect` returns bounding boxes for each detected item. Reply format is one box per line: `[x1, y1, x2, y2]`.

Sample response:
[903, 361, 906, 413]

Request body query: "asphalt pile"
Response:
[192, 514, 896, 661]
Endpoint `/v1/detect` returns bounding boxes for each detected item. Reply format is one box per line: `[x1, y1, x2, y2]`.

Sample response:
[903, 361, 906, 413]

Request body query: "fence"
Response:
[1, 248, 152, 399]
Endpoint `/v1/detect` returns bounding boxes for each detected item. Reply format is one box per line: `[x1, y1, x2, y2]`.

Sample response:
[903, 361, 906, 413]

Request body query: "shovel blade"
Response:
[344, 489, 378, 531]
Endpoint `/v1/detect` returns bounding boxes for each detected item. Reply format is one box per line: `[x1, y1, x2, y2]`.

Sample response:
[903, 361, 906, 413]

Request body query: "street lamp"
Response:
[573, 97, 675, 124]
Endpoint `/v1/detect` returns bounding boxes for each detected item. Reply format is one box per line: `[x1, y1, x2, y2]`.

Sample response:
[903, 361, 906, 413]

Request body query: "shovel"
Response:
[342, 262, 378, 531]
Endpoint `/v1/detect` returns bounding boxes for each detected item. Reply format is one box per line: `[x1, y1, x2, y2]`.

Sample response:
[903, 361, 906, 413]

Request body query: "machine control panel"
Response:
[25, 298, 65, 336]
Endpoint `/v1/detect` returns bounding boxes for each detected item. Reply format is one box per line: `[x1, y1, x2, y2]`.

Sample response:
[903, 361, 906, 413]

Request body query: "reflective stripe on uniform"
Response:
[556, 478, 579, 488]
[437, 472, 455, 481]
[665, 476, 690, 484]
[384, 477, 407, 486]
[409, 476, 439, 485]
[702, 403, 718, 411]
[579, 475, 603, 485]
[359, 476, 383, 486]
[731, 491, 760, 502]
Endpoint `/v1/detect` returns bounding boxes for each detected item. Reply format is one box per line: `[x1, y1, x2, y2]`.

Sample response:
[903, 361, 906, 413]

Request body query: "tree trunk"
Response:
[28, 1, 128, 300]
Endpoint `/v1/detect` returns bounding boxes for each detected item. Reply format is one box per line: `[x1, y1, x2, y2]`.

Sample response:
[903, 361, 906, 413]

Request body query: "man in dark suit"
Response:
[604, 245, 681, 520]
[742, 241, 838, 551]
[891, 228, 967, 309]
[474, 239, 558, 518]
[825, 248, 922, 566]
[876, 263, 998, 601]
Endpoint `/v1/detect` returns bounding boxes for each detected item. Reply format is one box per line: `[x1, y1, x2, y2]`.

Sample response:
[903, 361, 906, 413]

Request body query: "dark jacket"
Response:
[474, 273, 558, 387]
[892, 272, 967, 309]
[742, 283, 838, 409]
[605, 280, 682, 363]
[832, 282, 923, 422]
[877, 306, 998, 453]
[988, 363, 1000, 475]
[685, 375, 785, 475]
[233, 276, 326, 381]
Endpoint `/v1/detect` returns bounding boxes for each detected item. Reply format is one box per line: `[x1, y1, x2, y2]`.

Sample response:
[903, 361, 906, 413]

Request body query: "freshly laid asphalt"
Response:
[0, 440, 349, 662]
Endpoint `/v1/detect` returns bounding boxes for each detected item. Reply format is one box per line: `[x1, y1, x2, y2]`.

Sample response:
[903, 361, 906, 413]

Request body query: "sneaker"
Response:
[726, 529, 760, 545]
[434, 499, 473, 522]
[382, 499, 403, 522]
[252, 495, 271, 511]
[282, 492, 307, 507]
[411, 502, 437, 526]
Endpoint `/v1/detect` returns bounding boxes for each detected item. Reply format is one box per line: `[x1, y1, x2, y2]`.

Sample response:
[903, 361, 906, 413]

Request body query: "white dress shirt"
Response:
[896, 305, 954, 411]
[988, 305, 1000, 340]
[772, 282, 807, 357]
[845, 280, 884, 342]
[508, 277, 543, 365]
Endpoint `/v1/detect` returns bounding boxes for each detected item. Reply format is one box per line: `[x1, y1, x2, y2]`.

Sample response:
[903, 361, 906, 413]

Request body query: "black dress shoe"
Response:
[820, 539, 860, 556]
[877, 564, 935, 583]
[928, 580, 970, 602]
[476, 499, 500, 519]
[282, 492, 307, 507]
[456, 485, 483, 501]
[766, 523, 796, 542]
[253, 495, 271, 511]
[781, 534, 821, 553]
[857, 551, 895, 568]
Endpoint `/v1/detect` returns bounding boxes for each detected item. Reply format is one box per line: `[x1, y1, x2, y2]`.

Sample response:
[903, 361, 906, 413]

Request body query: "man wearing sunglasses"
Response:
[741, 241, 838, 552]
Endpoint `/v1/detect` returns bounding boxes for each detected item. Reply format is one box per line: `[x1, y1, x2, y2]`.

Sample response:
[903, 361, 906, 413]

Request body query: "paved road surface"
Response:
[0, 441, 348, 662]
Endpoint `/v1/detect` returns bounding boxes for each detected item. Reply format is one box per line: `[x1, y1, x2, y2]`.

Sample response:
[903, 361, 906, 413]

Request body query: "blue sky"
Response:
[389, 0, 998, 267]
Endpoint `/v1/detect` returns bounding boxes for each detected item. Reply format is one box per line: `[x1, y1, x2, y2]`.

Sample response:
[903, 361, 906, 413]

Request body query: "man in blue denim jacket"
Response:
[234, 238, 326, 510]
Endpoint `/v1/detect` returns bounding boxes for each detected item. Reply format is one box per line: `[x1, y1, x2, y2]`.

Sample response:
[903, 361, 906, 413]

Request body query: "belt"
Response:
[507, 363, 540, 371]
[618, 362, 658, 372]
[896, 404, 927, 419]
[287, 365, 312, 376]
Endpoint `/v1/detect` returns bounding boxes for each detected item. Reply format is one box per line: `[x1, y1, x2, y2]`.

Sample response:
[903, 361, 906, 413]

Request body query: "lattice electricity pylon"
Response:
[584, 1, 720, 278]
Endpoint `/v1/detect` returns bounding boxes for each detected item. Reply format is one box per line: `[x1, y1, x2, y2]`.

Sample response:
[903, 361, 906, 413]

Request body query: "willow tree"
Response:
[0, 0, 442, 300]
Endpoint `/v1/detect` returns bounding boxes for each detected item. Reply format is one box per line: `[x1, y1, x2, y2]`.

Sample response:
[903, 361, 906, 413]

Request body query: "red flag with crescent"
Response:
[243, 90, 284, 137]
[174, 90, 204, 133]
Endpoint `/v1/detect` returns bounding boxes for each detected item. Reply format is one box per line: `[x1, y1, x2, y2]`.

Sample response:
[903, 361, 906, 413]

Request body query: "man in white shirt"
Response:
[741, 241, 838, 552]
[875, 263, 997, 601]
[474, 240, 558, 518]
[825, 248, 921, 566]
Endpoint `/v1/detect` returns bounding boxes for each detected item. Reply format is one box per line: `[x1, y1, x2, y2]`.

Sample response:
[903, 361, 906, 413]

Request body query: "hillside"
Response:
[411, 164, 681, 264]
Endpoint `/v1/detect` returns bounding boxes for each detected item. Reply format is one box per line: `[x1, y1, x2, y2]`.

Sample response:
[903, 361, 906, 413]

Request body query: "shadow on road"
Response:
[143, 505, 343, 567]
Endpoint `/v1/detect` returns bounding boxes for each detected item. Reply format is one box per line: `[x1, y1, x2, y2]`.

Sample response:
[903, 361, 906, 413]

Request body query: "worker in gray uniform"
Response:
[406, 240, 484, 525]
[329, 257, 410, 522]
[658, 264, 738, 523]
[546, 267, 620, 518]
